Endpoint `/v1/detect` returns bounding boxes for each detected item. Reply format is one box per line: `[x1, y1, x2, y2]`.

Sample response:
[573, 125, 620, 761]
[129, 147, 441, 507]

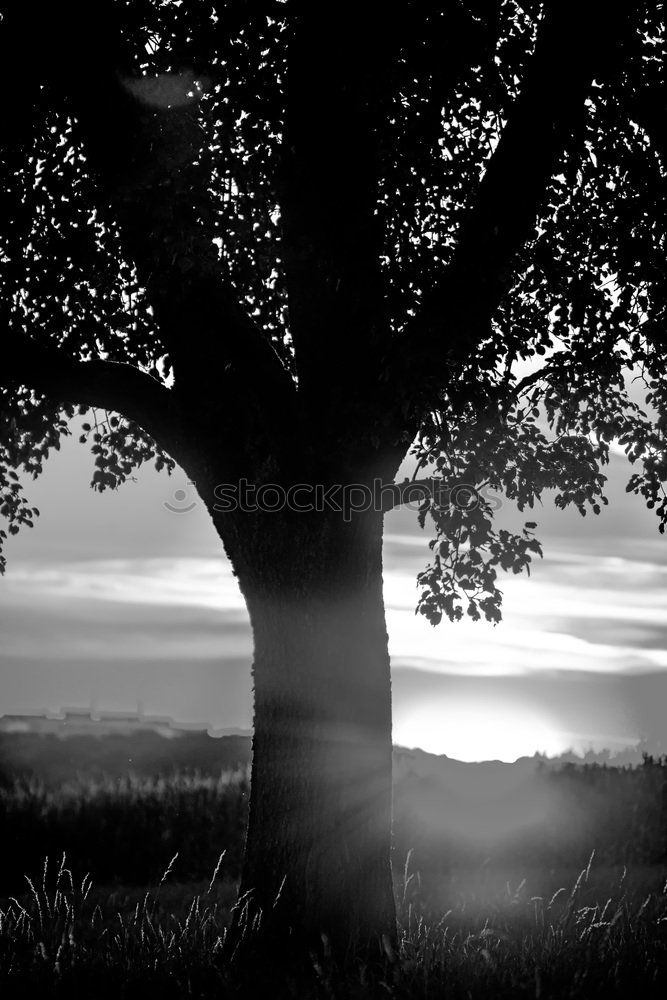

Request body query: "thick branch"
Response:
[12, 0, 295, 431]
[0, 0, 298, 465]
[69, 69, 293, 415]
[3, 327, 179, 447]
[395, 0, 634, 397]
[280, 3, 392, 407]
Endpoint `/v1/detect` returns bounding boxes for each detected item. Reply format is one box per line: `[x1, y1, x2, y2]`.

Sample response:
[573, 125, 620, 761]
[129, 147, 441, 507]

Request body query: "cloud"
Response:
[1, 428, 666, 757]
[3, 539, 667, 683]
[384, 535, 667, 677]
[1, 547, 664, 758]
[2, 557, 246, 612]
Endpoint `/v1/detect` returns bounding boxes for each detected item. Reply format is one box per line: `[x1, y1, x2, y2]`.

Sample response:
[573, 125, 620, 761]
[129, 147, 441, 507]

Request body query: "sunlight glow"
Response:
[394, 700, 567, 762]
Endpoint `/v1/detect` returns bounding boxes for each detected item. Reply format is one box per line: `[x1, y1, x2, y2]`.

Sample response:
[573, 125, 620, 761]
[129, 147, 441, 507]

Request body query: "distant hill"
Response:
[3, 713, 666, 884]
[0, 708, 251, 740]
[2, 725, 666, 893]
[0, 710, 651, 788]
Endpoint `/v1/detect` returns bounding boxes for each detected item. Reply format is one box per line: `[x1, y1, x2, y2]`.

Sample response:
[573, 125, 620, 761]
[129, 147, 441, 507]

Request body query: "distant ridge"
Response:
[0, 709, 252, 741]
[0, 710, 652, 769]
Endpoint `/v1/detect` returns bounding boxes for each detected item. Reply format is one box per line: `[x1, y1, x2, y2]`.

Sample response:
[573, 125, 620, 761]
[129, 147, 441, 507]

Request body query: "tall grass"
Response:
[2, 761, 667, 994]
[0, 770, 249, 892]
[3, 758, 667, 895]
[393, 756, 667, 876]
[1, 853, 666, 998]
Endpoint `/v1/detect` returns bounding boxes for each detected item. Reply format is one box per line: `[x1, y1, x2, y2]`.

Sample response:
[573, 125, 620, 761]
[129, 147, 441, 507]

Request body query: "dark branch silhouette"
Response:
[398, 0, 632, 389]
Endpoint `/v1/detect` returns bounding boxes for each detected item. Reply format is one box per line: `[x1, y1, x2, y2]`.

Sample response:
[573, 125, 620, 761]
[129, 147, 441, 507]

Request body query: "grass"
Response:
[2, 762, 667, 996]
[1, 853, 667, 998]
[3, 757, 667, 895]
[0, 770, 249, 892]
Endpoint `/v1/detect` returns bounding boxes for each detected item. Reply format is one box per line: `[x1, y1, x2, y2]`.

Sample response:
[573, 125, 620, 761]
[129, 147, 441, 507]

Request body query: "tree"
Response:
[1, 0, 666, 960]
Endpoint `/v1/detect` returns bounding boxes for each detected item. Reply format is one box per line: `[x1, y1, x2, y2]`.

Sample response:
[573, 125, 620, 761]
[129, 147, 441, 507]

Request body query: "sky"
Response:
[1, 423, 666, 762]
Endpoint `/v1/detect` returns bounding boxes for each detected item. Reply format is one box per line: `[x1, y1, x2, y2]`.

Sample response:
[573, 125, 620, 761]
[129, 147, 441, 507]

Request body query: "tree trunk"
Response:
[217, 503, 396, 961]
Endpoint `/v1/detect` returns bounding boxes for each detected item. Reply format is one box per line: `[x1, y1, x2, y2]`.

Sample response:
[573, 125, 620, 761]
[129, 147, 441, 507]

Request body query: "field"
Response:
[1, 741, 667, 996]
[2, 853, 667, 999]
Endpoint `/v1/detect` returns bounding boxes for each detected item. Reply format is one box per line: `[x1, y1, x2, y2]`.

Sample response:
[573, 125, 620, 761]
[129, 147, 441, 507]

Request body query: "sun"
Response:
[393, 698, 567, 762]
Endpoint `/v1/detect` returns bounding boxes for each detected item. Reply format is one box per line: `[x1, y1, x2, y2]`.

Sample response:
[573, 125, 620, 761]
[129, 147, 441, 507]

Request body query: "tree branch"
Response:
[0, 0, 299, 466]
[394, 0, 634, 399]
[69, 68, 293, 414]
[3, 326, 179, 447]
[280, 2, 392, 407]
[12, 0, 295, 431]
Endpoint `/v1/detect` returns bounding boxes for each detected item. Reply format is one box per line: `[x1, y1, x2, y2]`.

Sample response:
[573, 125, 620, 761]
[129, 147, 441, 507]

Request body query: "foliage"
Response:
[0, 1, 665, 625]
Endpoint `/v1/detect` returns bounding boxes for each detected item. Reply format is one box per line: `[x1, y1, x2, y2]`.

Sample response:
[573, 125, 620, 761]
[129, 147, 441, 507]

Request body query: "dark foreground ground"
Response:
[2, 858, 666, 999]
[1, 737, 667, 996]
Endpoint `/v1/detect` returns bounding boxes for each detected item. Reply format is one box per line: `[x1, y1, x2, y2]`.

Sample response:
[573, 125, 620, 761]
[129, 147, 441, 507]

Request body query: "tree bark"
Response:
[216, 503, 396, 961]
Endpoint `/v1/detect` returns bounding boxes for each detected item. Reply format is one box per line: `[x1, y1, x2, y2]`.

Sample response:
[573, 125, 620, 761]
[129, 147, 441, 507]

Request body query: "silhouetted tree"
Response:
[1, 0, 666, 958]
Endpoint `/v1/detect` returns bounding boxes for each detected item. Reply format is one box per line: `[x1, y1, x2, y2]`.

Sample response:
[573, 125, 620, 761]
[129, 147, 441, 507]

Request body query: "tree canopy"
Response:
[1, 0, 666, 613]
